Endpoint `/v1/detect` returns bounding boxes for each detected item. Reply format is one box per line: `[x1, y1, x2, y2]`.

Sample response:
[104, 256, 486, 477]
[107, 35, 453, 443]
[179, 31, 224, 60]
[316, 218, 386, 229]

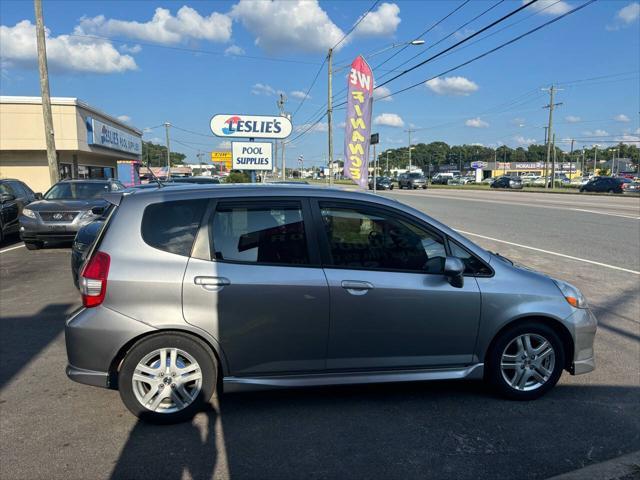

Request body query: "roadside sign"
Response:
[210, 114, 293, 139]
[370, 133, 379, 145]
[232, 141, 273, 170]
[471, 161, 487, 169]
[211, 151, 232, 171]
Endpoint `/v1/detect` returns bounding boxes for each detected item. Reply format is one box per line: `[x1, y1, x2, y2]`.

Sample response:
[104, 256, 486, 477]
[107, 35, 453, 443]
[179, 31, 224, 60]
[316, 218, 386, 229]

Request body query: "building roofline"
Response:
[0, 95, 142, 136]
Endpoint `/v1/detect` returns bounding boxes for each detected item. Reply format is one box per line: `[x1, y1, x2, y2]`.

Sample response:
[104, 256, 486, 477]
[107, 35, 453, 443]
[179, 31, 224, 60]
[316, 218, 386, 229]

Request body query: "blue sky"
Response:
[1, 0, 638, 165]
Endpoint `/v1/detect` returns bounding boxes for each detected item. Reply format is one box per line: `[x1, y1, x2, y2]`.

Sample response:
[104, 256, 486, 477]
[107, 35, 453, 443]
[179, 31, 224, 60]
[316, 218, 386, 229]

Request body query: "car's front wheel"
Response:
[486, 322, 565, 401]
[24, 240, 43, 250]
[119, 332, 217, 424]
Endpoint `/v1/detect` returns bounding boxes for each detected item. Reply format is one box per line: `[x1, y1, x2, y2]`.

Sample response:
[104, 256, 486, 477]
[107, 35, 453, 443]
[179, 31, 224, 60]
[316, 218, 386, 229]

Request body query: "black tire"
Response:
[119, 332, 217, 424]
[390, 185, 394, 190]
[579, 188, 584, 193]
[485, 322, 565, 401]
[422, 185, 427, 189]
[607, 189, 615, 194]
[412, 184, 417, 190]
[24, 240, 43, 250]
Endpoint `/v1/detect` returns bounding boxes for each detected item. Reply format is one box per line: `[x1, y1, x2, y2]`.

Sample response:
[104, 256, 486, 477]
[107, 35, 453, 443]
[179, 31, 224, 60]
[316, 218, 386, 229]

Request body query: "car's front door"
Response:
[313, 200, 481, 370]
[182, 198, 330, 376]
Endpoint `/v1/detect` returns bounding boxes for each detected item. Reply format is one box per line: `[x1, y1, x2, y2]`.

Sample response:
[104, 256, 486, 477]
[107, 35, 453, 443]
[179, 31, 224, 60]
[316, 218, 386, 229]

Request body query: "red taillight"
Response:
[80, 251, 110, 308]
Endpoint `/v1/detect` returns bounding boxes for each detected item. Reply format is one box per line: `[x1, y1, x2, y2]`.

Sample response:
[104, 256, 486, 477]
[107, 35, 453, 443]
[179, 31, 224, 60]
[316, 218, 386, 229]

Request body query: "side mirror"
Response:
[0, 193, 15, 203]
[35, 192, 44, 200]
[444, 256, 465, 288]
[91, 206, 106, 216]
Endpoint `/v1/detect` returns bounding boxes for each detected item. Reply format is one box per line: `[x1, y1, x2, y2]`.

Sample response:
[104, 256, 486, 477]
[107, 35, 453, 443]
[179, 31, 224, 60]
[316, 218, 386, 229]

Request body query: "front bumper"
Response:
[565, 307, 598, 375]
[65, 305, 157, 389]
[19, 214, 93, 242]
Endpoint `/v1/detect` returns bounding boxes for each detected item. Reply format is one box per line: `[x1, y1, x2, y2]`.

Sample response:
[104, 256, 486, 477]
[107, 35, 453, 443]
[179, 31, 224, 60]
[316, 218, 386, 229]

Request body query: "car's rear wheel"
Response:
[24, 240, 43, 250]
[486, 322, 565, 400]
[607, 189, 615, 194]
[119, 332, 217, 424]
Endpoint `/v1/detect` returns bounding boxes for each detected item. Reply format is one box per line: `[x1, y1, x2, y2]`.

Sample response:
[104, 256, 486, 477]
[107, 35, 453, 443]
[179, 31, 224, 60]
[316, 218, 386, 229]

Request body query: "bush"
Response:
[224, 172, 250, 183]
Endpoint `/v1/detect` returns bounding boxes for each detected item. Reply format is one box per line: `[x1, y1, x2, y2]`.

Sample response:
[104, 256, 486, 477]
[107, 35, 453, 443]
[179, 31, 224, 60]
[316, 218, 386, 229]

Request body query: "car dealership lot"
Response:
[1, 189, 639, 480]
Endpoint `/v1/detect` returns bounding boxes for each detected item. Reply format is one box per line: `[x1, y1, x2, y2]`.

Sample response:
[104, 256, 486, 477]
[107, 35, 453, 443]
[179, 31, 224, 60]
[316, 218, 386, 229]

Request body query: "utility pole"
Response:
[327, 48, 334, 187]
[277, 94, 287, 180]
[569, 139, 575, 180]
[543, 85, 562, 189]
[34, 0, 58, 186]
[593, 145, 598, 175]
[386, 151, 389, 176]
[551, 134, 556, 187]
[164, 122, 171, 178]
[404, 127, 416, 172]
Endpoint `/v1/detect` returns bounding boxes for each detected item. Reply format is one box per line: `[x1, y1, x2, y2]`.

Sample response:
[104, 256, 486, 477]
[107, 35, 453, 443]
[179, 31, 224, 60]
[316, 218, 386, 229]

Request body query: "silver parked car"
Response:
[66, 185, 597, 423]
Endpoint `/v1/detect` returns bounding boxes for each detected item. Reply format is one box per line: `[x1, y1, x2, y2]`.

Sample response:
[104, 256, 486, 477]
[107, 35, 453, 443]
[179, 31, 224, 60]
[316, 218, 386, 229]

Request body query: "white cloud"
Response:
[353, 3, 401, 37]
[119, 44, 142, 54]
[524, 0, 571, 15]
[251, 83, 277, 96]
[117, 115, 131, 123]
[373, 85, 393, 102]
[614, 114, 630, 122]
[583, 129, 609, 136]
[607, 2, 639, 30]
[224, 44, 245, 56]
[465, 117, 489, 128]
[0, 20, 137, 74]
[615, 134, 640, 145]
[143, 127, 154, 134]
[425, 76, 478, 96]
[76, 6, 232, 44]
[617, 2, 640, 23]
[514, 135, 536, 146]
[337, 121, 347, 128]
[453, 27, 475, 40]
[290, 90, 311, 100]
[511, 117, 526, 126]
[295, 122, 328, 133]
[218, 140, 232, 149]
[565, 115, 581, 123]
[231, 0, 344, 53]
[374, 113, 404, 128]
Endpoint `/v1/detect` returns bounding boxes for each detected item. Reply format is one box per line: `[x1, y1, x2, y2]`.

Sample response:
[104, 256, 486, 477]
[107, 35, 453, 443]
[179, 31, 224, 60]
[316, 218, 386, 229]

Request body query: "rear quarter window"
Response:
[141, 199, 208, 256]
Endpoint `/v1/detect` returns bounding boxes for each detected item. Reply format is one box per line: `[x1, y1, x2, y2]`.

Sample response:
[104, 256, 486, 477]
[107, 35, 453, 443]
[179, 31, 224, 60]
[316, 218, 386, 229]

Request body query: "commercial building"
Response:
[0, 96, 142, 192]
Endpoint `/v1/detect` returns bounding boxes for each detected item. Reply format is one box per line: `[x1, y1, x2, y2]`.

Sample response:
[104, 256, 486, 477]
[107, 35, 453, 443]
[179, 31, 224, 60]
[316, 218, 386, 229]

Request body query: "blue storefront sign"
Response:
[86, 117, 142, 156]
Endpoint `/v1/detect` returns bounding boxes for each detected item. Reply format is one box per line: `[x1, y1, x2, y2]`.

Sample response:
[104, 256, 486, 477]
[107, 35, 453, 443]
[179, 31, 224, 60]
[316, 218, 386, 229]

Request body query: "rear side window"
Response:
[211, 201, 309, 265]
[141, 199, 207, 256]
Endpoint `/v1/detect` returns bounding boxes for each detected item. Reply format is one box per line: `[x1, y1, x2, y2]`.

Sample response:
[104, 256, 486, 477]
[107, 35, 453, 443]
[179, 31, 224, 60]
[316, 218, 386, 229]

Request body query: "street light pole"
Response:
[327, 48, 334, 187]
[164, 122, 171, 178]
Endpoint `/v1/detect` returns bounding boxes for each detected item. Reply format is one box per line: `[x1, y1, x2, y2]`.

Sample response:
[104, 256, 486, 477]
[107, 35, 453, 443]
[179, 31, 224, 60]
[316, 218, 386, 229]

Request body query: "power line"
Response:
[371, 0, 472, 72]
[332, 0, 380, 50]
[285, 112, 328, 145]
[376, 0, 506, 82]
[68, 33, 323, 67]
[292, 56, 326, 117]
[365, 0, 597, 105]
[376, 0, 541, 90]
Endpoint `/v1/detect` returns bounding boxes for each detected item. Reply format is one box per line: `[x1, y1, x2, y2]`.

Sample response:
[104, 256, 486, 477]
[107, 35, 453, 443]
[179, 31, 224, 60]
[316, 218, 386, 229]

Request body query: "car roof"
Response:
[57, 179, 116, 184]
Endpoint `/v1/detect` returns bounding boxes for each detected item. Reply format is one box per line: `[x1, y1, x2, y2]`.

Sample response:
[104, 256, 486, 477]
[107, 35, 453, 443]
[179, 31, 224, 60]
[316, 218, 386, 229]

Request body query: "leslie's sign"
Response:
[87, 118, 141, 156]
[210, 114, 292, 139]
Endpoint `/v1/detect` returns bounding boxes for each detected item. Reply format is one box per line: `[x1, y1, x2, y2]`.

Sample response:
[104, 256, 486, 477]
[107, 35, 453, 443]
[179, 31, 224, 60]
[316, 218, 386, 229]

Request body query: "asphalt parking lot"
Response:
[1, 189, 638, 480]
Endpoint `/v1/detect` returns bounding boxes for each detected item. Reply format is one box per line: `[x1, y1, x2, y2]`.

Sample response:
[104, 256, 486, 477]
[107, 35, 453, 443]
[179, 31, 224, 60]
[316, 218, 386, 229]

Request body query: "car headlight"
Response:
[22, 208, 36, 219]
[553, 279, 588, 308]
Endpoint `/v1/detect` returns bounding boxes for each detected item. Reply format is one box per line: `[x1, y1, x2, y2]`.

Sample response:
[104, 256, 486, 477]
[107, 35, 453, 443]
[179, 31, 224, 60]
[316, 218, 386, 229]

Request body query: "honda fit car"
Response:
[19, 179, 124, 249]
[65, 184, 596, 423]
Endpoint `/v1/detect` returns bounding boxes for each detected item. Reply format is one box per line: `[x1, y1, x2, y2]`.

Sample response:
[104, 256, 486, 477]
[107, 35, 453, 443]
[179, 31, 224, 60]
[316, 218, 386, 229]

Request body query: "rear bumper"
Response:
[65, 305, 157, 389]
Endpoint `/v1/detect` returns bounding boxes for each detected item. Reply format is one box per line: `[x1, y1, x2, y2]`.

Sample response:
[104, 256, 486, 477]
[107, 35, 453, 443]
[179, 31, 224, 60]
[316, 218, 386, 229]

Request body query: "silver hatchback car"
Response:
[65, 185, 596, 423]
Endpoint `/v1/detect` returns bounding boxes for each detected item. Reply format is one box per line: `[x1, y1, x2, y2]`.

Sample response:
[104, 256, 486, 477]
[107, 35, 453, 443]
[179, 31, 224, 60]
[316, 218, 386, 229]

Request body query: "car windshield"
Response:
[409, 173, 422, 178]
[44, 182, 109, 200]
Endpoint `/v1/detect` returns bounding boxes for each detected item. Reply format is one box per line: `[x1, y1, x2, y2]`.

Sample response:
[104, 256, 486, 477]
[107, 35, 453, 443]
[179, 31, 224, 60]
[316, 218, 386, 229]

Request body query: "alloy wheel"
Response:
[132, 347, 203, 413]
[500, 333, 555, 392]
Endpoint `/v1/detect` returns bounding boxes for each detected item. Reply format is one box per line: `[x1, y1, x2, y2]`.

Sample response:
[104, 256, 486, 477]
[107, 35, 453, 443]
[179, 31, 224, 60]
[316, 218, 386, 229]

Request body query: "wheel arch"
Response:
[108, 328, 228, 391]
[484, 316, 574, 371]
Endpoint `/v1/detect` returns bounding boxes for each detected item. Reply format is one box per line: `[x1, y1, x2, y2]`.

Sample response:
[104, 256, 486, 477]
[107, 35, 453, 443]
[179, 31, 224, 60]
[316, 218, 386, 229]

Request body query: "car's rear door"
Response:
[311, 199, 481, 370]
[182, 197, 330, 376]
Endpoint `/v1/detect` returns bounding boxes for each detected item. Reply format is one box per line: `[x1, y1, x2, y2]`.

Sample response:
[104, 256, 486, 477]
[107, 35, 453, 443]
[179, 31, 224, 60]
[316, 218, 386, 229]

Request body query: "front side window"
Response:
[449, 240, 492, 276]
[141, 199, 207, 256]
[212, 202, 309, 265]
[320, 204, 446, 273]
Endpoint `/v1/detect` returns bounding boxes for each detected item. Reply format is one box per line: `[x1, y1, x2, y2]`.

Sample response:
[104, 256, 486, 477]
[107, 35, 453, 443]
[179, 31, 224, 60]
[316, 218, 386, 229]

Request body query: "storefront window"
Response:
[59, 163, 72, 180]
[77, 165, 115, 179]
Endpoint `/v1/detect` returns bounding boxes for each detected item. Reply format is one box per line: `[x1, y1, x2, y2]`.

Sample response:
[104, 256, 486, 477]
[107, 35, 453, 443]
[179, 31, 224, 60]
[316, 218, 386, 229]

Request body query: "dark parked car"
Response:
[0, 179, 37, 243]
[579, 177, 624, 194]
[170, 176, 221, 184]
[368, 176, 394, 190]
[490, 176, 523, 189]
[622, 181, 640, 194]
[398, 172, 427, 189]
[19, 179, 124, 249]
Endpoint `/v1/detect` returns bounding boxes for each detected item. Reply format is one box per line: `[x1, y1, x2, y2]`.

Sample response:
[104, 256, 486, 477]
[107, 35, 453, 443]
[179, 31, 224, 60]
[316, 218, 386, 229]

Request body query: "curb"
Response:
[547, 450, 640, 480]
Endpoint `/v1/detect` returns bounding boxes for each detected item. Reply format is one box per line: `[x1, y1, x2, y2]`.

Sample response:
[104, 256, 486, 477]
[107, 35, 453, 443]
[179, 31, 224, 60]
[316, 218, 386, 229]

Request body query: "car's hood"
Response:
[26, 198, 107, 212]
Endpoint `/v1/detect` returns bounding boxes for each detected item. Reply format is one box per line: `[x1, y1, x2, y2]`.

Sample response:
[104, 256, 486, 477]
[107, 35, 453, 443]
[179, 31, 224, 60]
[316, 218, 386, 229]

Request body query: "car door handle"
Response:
[341, 280, 373, 296]
[194, 276, 230, 291]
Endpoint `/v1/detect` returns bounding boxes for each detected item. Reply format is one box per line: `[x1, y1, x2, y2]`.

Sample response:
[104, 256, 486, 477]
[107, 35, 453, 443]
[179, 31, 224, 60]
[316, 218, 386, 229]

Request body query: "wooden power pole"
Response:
[34, 0, 59, 185]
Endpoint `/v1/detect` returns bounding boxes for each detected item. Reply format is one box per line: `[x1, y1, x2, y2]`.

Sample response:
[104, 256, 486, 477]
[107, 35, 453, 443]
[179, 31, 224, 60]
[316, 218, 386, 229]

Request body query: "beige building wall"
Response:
[0, 97, 142, 191]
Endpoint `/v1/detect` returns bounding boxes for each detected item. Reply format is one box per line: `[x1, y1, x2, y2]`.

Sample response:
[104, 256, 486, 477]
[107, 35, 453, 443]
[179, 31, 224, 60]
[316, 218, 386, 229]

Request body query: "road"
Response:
[0, 189, 638, 480]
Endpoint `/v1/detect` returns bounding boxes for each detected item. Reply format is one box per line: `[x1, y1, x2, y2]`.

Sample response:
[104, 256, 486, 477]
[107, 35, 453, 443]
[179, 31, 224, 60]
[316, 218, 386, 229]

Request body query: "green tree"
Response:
[141, 141, 186, 167]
